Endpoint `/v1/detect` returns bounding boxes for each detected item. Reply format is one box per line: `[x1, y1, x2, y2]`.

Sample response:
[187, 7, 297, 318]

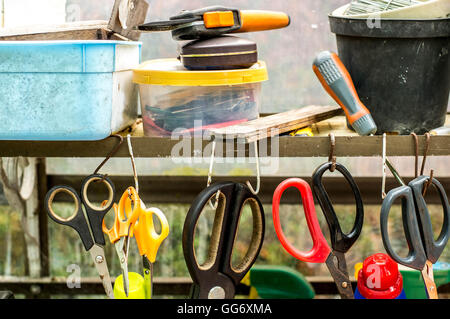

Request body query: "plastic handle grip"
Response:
[134, 207, 170, 263]
[313, 51, 377, 135]
[236, 10, 290, 33]
[272, 178, 331, 263]
[409, 176, 450, 264]
[380, 186, 427, 271]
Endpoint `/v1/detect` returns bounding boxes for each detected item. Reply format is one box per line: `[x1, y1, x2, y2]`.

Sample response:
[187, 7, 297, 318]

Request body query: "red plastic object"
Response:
[357, 253, 404, 299]
[272, 178, 331, 263]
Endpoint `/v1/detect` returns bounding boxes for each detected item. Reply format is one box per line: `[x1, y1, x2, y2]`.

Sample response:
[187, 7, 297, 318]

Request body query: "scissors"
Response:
[102, 187, 142, 297]
[272, 162, 364, 299]
[134, 205, 170, 299]
[380, 175, 450, 299]
[183, 182, 265, 299]
[45, 174, 115, 299]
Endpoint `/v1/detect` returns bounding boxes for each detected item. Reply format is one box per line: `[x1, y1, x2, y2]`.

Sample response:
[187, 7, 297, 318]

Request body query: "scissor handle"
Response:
[311, 162, 364, 253]
[272, 178, 331, 263]
[380, 186, 427, 270]
[409, 176, 450, 263]
[80, 174, 115, 246]
[183, 182, 265, 298]
[45, 185, 94, 251]
[134, 207, 170, 263]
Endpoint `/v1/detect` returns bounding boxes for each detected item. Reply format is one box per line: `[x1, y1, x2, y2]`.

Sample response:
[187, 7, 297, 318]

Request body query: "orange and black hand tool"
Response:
[137, 6, 290, 40]
[313, 51, 377, 136]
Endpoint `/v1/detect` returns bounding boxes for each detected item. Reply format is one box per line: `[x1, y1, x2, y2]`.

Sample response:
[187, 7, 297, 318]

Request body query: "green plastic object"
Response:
[400, 262, 450, 299]
[249, 265, 315, 299]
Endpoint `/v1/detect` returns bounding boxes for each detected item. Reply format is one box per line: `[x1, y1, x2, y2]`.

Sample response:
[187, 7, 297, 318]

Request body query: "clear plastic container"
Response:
[133, 59, 268, 136]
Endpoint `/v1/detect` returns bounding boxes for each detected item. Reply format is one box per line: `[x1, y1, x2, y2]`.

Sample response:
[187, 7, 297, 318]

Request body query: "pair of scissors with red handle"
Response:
[272, 162, 364, 299]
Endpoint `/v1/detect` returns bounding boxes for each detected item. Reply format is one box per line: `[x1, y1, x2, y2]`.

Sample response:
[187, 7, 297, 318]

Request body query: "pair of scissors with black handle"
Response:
[183, 182, 265, 299]
[273, 162, 364, 299]
[380, 175, 450, 299]
[45, 174, 115, 299]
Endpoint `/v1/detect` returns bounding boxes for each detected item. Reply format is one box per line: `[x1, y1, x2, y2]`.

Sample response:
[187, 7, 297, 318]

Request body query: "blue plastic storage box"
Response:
[0, 40, 141, 140]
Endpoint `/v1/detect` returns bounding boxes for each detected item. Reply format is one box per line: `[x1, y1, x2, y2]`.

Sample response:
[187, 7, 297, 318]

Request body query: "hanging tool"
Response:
[183, 182, 265, 299]
[134, 206, 170, 299]
[102, 187, 142, 297]
[380, 175, 450, 299]
[137, 6, 290, 40]
[45, 174, 116, 299]
[313, 51, 377, 136]
[272, 160, 364, 299]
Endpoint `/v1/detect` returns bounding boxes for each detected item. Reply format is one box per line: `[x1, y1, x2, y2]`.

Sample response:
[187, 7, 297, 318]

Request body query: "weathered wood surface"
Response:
[210, 105, 342, 143]
[108, 0, 149, 41]
[0, 21, 126, 41]
[0, 115, 448, 158]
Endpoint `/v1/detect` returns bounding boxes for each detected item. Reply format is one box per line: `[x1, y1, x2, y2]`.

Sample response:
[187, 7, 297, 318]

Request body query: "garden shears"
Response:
[380, 175, 450, 299]
[134, 205, 170, 299]
[45, 174, 116, 299]
[183, 182, 265, 299]
[272, 162, 364, 299]
[102, 186, 142, 297]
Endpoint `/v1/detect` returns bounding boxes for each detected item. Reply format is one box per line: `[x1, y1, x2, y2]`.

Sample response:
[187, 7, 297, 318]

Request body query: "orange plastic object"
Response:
[236, 10, 290, 33]
[203, 11, 235, 28]
[102, 187, 142, 243]
[134, 207, 170, 263]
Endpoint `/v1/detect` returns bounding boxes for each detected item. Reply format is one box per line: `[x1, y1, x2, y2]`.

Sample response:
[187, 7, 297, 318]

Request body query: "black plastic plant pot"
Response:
[329, 16, 450, 135]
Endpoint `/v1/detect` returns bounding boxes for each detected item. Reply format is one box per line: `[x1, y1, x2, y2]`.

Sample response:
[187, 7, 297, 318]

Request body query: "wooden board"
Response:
[209, 105, 343, 143]
[0, 20, 128, 41]
[108, 0, 149, 41]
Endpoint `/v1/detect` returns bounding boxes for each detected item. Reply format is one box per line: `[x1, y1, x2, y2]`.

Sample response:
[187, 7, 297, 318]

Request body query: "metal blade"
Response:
[136, 18, 198, 32]
[142, 256, 152, 299]
[115, 238, 129, 297]
[89, 245, 114, 299]
[325, 252, 354, 299]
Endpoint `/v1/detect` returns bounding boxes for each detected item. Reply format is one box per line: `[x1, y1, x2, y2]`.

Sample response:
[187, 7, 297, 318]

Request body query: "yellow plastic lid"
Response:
[133, 58, 268, 86]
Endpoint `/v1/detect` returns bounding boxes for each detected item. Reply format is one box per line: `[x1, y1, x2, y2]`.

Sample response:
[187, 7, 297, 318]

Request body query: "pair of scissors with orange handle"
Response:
[102, 187, 142, 297]
[134, 205, 170, 299]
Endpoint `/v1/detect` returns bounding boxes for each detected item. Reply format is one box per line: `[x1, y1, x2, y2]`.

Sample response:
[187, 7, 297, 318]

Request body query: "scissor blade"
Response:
[89, 245, 114, 299]
[142, 256, 153, 299]
[136, 18, 198, 32]
[115, 238, 129, 297]
[421, 261, 438, 299]
[325, 252, 354, 299]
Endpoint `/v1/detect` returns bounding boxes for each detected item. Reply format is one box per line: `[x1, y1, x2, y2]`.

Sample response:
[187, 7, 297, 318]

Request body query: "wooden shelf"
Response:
[0, 116, 449, 158]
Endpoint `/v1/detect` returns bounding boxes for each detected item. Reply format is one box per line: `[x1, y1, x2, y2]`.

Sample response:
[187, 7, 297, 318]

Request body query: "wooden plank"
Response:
[0, 115, 449, 158]
[210, 105, 343, 143]
[45, 175, 450, 205]
[108, 0, 149, 41]
[0, 21, 131, 41]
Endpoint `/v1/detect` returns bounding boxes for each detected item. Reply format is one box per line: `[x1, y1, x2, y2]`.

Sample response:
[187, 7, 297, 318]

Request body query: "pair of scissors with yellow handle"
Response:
[134, 205, 170, 299]
[102, 187, 141, 297]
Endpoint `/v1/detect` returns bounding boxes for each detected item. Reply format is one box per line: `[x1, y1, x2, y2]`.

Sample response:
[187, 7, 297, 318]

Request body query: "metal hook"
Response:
[420, 133, 431, 176]
[127, 134, 139, 194]
[246, 141, 261, 196]
[207, 139, 220, 210]
[411, 133, 419, 178]
[93, 134, 124, 178]
[328, 133, 336, 172]
[382, 133, 406, 199]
